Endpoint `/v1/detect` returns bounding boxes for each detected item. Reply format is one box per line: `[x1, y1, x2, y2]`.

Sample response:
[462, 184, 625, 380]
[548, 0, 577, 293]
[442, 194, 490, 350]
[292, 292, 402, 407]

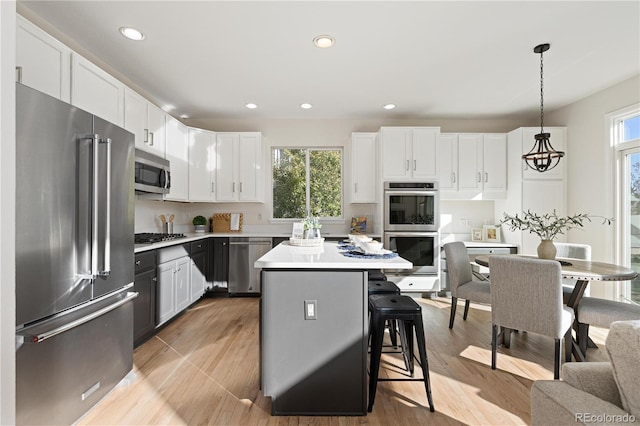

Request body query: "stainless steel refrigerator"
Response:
[15, 83, 137, 425]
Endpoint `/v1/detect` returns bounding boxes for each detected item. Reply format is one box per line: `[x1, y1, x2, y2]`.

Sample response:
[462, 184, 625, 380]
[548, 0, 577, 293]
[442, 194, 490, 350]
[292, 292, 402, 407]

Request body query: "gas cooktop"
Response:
[135, 232, 187, 244]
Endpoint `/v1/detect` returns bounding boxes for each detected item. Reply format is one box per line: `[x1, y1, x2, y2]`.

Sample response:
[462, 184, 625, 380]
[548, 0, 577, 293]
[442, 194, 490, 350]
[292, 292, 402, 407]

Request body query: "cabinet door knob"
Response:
[135, 260, 141, 266]
[451, 172, 456, 183]
[414, 159, 417, 171]
[144, 129, 149, 144]
[16, 66, 22, 83]
[149, 132, 154, 146]
[485, 172, 488, 182]
[152, 277, 157, 282]
[476, 172, 481, 182]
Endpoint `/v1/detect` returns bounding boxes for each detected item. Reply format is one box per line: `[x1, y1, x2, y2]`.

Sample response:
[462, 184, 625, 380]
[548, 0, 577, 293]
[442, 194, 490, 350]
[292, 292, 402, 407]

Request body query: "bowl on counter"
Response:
[360, 240, 383, 253]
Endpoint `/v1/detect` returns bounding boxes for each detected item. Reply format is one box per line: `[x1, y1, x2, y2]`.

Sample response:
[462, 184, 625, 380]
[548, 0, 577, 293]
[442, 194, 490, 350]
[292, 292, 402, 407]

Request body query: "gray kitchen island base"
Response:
[261, 269, 368, 415]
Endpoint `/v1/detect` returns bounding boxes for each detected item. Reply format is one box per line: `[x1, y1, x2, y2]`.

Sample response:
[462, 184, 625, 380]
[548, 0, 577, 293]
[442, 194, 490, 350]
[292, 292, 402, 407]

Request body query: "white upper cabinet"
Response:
[188, 127, 216, 202]
[436, 134, 458, 191]
[164, 115, 189, 201]
[124, 88, 146, 149]
[71, 54, 124, 126]
[124, 87, 166, 157]
[350, 133, 377, 203]
[457, 134, 484, 192]
[237, 132, 263, 202]
[380, 127, 439, 181]
[216, 132, 263, 202]
[521, 127, 566, 180]
[482, 133, 508, 196]
[16, 15, 70, 102]
[439, 133, 507, 199]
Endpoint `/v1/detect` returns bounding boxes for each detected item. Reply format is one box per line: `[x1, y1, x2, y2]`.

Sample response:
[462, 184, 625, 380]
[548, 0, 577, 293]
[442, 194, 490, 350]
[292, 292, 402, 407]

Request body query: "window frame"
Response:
[270, 146, 344, 222]
[609, 103, 640, 301]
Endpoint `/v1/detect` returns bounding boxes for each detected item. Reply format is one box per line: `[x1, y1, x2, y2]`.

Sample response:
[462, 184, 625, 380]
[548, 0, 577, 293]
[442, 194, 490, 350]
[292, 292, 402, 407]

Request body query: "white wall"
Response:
[548, 75, 640, 298]
[1, 2, 16, 424]
[548, 75, 640, 261]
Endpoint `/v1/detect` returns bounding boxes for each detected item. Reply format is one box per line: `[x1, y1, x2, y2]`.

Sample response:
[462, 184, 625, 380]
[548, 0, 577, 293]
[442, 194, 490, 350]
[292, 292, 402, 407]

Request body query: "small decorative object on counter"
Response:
[302, 216, 322, 239]
[192, 215, 207, 233]
[500, 210, 612, 260]
[350, 217, 367, 234]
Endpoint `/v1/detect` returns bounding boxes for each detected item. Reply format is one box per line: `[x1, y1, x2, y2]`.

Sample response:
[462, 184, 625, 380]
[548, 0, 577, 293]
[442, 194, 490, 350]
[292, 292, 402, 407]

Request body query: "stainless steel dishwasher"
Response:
[229, 237, 272, 295]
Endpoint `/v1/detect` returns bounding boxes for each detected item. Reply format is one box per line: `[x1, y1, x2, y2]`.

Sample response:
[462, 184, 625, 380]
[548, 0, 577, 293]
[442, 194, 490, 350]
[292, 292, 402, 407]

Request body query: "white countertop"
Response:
[133, 232, 381, 253]
[254, 241, 413, 270]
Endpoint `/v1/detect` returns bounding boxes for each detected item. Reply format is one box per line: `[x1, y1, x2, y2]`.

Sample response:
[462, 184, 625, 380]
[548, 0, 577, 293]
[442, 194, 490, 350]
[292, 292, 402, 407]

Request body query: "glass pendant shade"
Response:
[522, 43, 564, 172]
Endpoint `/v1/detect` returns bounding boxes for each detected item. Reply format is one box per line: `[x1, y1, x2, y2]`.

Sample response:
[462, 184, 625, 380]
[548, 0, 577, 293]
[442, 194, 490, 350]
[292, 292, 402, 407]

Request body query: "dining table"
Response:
[473, 254, 638, 361]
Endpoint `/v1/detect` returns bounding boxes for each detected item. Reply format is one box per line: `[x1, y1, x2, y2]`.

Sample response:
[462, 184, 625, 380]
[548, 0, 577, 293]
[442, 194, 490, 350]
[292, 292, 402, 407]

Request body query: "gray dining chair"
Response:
[576, 296, 640, 355]
[488, 255, 574, 379]
[443, 242, 491, 329]
[554, 242, 591, 304]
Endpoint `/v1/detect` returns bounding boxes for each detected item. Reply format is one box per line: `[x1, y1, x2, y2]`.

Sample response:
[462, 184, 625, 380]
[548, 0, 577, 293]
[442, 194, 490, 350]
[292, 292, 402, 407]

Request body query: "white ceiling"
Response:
[17, 1, 640, 121]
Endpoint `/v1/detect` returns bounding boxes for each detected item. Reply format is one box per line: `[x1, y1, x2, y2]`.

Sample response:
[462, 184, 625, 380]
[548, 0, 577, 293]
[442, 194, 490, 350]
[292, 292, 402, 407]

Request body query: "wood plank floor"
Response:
[79, 295, 609, 425]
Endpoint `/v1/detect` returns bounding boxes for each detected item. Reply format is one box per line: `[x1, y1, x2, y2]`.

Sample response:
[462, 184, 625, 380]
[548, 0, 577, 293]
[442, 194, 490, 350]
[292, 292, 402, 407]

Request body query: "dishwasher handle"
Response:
[229, 241, 272, 245]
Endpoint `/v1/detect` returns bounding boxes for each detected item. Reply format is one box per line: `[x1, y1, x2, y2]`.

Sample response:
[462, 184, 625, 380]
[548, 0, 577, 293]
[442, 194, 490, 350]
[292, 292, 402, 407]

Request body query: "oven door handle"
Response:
[384, 231, 439, 237]
[384, 190, 437, 196]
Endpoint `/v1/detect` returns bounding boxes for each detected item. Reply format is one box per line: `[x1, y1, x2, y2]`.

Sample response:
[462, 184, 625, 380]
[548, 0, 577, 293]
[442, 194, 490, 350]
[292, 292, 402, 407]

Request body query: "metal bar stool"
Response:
[368, 269, 388, 281]
[368, 280, 401, 347]
[368, 294, 435, 413]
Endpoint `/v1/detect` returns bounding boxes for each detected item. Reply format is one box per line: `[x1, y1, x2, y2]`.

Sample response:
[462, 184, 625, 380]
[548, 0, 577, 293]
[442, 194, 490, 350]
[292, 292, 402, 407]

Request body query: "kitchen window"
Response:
[272, 148, 343, 219]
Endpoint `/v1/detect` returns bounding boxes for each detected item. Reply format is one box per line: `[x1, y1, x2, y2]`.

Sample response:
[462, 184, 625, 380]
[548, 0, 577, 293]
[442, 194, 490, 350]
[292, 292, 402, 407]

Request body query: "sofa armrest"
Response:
[531, 381, 637, 426]
[562, 362, 623, 408]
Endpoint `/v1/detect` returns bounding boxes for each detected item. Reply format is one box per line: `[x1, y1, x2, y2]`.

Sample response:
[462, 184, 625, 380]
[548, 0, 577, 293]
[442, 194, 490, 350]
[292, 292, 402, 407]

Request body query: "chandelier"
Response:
[522, 43, 565, 172]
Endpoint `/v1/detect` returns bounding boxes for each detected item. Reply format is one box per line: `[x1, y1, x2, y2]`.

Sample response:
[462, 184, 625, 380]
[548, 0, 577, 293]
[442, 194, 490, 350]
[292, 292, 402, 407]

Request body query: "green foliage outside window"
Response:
[272, 148, 342, 219]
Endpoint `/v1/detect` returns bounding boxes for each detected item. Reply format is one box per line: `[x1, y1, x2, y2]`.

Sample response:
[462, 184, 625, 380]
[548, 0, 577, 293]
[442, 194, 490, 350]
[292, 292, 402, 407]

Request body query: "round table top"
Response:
[473, 254, 638, 282]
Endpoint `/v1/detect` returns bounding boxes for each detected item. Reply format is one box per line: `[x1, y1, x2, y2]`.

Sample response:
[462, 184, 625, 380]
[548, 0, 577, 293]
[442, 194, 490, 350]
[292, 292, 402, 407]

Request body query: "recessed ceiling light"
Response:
[383, 104, 396, 110]
[245, 103, 258, 109]
[180, 114, 189, 119]
[300, 103, 313, 109]
[313, 35, 335, 48]
[119, 26, 145, 41]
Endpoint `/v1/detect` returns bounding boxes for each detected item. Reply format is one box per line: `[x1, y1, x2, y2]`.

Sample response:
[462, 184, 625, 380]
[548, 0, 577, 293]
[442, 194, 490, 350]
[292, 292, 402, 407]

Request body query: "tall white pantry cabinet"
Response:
[495, 127, 567, 254]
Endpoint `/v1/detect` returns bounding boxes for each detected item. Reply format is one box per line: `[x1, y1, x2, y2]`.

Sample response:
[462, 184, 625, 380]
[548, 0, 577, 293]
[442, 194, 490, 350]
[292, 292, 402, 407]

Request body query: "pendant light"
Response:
[522, 43, 564, 172]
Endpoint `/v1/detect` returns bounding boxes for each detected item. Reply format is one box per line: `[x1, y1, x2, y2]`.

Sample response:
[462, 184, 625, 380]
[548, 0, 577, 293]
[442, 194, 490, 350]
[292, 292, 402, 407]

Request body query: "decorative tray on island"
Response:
[289, 237, 325, 247]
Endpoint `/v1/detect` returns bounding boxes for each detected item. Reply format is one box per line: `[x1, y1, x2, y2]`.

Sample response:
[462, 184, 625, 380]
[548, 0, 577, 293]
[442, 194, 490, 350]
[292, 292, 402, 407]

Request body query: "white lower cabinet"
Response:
[157, 251, 191, 326]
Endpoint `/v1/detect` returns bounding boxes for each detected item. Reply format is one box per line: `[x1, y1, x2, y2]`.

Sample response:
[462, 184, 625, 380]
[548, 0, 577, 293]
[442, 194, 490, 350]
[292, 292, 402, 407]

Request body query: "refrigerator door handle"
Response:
[91, 133, 100, 279]
[98, 137, 112, 276]
[17, 292, 138, 344]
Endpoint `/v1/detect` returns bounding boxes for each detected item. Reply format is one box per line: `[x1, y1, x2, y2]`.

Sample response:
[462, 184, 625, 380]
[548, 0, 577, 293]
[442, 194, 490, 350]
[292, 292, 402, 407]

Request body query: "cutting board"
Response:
[212, 213, 243, 233]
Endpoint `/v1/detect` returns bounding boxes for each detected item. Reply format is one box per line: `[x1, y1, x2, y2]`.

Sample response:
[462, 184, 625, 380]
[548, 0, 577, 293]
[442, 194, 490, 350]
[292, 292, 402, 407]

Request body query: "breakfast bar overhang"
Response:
[255, 241, 412, 415]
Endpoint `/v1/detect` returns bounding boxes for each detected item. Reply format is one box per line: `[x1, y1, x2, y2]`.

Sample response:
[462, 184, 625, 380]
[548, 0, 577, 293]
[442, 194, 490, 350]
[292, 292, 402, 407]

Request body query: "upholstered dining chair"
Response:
[554, 242, 591, 304]
[443, 242, 491, 329]
[576, 297, 640, 355]
[488, 255, 574, 379]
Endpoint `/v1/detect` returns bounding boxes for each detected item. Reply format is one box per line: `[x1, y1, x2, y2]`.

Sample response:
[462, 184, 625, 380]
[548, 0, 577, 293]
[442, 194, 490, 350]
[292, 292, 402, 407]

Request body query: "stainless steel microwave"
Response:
[134, 149, 170, 194]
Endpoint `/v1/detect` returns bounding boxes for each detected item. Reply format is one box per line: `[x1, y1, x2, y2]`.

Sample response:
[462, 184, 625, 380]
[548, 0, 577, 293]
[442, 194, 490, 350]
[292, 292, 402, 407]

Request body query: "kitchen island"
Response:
[255, 241, 412, 415]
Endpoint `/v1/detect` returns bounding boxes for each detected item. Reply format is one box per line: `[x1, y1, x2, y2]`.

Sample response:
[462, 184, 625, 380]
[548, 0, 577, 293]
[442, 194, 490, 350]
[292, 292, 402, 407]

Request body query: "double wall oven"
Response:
[383, 182, 440, 276]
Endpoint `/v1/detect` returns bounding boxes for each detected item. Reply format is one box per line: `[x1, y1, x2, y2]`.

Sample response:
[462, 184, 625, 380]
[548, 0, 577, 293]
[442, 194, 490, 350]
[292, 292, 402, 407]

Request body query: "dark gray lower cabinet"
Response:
[211, 238, 229, 290]
[133, 251, 157, 347]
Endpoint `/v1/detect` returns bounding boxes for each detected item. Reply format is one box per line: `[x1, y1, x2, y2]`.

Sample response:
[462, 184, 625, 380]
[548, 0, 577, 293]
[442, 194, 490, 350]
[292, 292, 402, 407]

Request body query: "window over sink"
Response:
[272, 147, 343, 220]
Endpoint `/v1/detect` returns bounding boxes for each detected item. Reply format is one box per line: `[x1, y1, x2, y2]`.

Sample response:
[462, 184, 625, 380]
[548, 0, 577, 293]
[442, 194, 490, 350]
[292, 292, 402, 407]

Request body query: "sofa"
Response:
[530, 320, 640, 425]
